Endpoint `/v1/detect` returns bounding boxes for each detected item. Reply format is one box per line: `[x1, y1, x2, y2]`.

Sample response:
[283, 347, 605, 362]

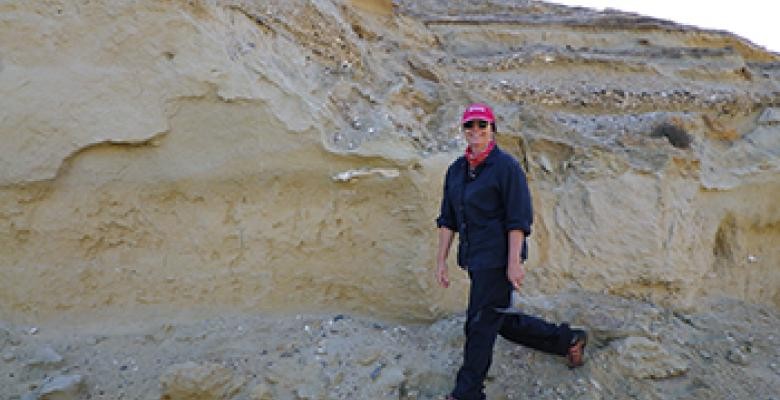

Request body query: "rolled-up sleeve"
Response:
[503, 160, 533, 236]
[436, 168, 457, 230]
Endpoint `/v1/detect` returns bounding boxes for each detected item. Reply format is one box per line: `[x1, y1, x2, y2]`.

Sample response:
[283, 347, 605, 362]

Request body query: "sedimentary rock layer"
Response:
[1, 0, 778, 323]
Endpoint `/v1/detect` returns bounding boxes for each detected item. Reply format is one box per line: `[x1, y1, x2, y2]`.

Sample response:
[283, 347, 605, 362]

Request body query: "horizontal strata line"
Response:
[450, 45, 736, 59]
[414, 16, 742, 40]
[414, 14, 691, 29]
[451, 62, 657, 75]
[451, 55, 729, 68]
[747, 62, 780, 69]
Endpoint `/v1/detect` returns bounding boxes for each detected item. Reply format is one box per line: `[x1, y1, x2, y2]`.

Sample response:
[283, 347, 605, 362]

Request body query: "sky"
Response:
[551, 0, 779, 53]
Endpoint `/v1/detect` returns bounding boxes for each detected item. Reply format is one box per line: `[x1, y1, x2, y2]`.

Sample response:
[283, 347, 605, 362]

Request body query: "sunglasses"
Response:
[463, 120, 489, 129]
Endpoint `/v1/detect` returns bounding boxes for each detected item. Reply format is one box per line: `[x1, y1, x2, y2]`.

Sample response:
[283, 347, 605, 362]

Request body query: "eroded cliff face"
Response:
[1, 0, 779, 324]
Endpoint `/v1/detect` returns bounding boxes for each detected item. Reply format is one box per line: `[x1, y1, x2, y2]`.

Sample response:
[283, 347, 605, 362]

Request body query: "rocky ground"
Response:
[2, 291, 778, 400]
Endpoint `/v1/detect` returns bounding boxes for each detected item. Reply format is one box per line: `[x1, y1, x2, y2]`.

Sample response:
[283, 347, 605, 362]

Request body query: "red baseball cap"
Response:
[461, 103, 495, 123]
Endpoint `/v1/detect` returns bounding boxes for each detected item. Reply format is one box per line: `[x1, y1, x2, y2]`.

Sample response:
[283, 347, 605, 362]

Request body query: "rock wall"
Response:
[1, 0, 779, 323]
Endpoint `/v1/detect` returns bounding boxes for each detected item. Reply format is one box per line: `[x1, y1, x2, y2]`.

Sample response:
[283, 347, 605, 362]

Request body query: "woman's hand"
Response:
[436, 227, 455, 288]
[506, 230, 526, 290]
[507, 260, 525, 290]
[436, 260, 450, 288]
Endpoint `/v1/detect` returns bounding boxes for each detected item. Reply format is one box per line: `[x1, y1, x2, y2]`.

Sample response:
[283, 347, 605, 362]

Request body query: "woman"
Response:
[436, 103, 587, 400]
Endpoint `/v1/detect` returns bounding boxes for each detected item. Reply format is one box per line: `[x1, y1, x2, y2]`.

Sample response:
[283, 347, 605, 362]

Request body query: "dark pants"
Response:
[451, 268, 575, 400]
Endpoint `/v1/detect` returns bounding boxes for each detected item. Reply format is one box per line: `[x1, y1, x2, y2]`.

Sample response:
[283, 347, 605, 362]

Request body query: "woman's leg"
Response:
[498, 313, 575, 356]
[451, 268, 509, 400]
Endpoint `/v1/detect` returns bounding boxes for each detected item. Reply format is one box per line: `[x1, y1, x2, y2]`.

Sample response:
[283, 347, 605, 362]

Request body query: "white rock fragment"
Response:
[758, 107, 780, 125]
[27, 346, 64, 367]
[38, 375, 85, 399]
[538, 154, 553, 173]
[331, 168, 400, 182]
[770, 363, 780, 374]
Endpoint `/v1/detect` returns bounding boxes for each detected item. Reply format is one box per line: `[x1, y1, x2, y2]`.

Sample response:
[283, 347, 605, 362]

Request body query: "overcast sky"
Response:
[552, 0, 779, 53]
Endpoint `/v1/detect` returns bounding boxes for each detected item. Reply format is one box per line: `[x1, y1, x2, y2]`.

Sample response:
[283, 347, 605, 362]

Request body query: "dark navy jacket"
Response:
[436, 145, 533, 270]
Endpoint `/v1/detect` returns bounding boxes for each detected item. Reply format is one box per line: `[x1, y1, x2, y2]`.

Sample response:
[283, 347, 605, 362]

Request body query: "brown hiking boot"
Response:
[567, 329, 587, 368]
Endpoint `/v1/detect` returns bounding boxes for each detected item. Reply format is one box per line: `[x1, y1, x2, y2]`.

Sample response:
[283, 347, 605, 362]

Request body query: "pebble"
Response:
[727, 348, 749, 366]
[2, 351, 15, 362]
[27, 346, 64, 367]
[85, 335, 107, 346]
[29, 374, 85, 399]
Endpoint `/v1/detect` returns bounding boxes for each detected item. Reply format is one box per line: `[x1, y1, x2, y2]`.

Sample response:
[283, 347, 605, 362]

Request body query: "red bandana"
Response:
[465, 140, 495, 169]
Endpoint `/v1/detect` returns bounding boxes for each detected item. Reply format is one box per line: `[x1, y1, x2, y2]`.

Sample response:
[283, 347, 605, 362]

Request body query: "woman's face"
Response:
[463, 119, 492, 150]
